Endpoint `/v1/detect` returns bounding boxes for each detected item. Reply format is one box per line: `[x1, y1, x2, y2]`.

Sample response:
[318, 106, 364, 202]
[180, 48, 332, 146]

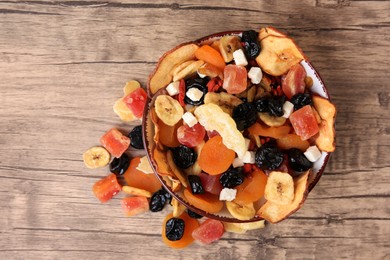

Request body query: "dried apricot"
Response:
[162, 212, 200, 249]
[198, 136, 235, 175]
[276, 133, 310, 151]
[158, 120, 182, 148]
[183, 188, 224, 214]
[195, 45, 226, 71]
[124, 157, 161, 193]
[235, 170, 268, 203]
[248, 122, 290, 139]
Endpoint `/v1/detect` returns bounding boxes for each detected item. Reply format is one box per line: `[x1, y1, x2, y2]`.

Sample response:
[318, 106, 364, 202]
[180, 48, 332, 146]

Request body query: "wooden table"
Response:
[1, 0, 389, 259]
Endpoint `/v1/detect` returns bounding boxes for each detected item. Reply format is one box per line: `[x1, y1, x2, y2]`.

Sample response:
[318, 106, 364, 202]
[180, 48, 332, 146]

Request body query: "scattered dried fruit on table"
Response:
[83, 146, 110, 169]
[92, 173, 122, 203]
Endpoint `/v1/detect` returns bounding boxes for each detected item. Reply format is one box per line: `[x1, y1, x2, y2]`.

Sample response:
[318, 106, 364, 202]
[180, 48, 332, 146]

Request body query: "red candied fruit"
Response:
[92, 173, 121, 203]
[199, 172, 223, 196]
[289, 105, 319, 140]
[123, 87, 147, 118]
[100, 128, 130, 158]
[192, 219, 224, 244]
[177, 123, 206, 148]
[121, 196, 149, 216]
[222, 64, 247, 94]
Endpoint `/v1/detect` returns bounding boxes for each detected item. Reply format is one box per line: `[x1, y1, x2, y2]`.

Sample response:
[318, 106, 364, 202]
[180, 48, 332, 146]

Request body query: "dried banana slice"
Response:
[259, 112, 286, 127]
[218, 36, 242, 63]
[223, 220, 265, 234]
[226, 201, 256, 221]
[154, 95, 184, 126]
[203, 92, 243, 115]
[264, 171, 295, 205]
[83, 146, 110, 169]
[194, 103, 246, 159]
[257, 171, 310, 223]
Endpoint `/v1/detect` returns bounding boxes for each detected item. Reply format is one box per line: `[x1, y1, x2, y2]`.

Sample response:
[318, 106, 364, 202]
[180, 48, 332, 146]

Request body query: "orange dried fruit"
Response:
[248, 122, 291, 139]
[235, 169, 268, 204]
[124, 157, 161, 193]
[183, 188, 224, 214]
[162, 212, 200, 249]
[198, 136, 235, 175]
[158, 120, 182, 148]
[195, 45, 226, 71]
[276, 134, 310, 151]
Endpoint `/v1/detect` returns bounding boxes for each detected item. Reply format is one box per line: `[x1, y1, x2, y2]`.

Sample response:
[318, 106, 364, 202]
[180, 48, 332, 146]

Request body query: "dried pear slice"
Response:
[203, 92, 243, 115]
[312, 95, 336, 152]
[257, 170, 310, 224]
[194, 103, 246, 159]
[256, 35, 306, 76]
[153, 147, 173, 177]
[258, 27, 287, 41]
[172, 60, 205, 82]
[149, 43, 199, 94]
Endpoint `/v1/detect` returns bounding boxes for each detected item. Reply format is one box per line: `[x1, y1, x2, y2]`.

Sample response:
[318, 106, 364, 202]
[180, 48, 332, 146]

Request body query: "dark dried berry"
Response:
[268, 96, 285, 117]
[128, 125, 144, 149]
[184, 77, 208, 106]
[150, 188, 169, 212]
[255, 142, 284, 170]
[290, 93, 312, 110]
[220, 168, 244, 188]
[287, 148, 313, 172]
[109, 153, 130, 175]
[255, 97, 269, 113]
[165, 218, 185, 241]
[241, 30, 260, 59]
[187, 209, 203, 219]
[172, 145, 197, 169]
[232, 102, 257, 131]
[188, 175, 205, 194]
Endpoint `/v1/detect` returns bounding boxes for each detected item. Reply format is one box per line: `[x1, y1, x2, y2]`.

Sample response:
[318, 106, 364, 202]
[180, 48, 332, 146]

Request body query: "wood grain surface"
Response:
[1, 0, 389, 259]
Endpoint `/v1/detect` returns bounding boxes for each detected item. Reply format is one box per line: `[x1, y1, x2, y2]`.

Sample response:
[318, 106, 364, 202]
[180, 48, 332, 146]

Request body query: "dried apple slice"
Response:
[256, 35, 306, 76]
[312, 95, 336, 152]
[258, 27, 288, 41]
[153, 147, 173, 177]
[149, 43, 199, 94]
[257, 170, 310, 223]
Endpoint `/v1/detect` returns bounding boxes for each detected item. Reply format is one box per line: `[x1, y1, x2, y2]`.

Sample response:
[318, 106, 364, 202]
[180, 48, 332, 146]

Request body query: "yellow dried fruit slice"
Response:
[154, 95, 184, 126]
[172, 60, 205, 82]
[264, 171, 295, 205]
[226, 201, 256, 221]
[312, 95, 336, 152]
[83, 146, 110, 169]
[172, 198, 186, 217]
[166, 150, 188, 188]
[257, 170, 310, 223]
[136, 156, 154, 174]
[203, 92, 243, 115]
[113, 81, 141, 122]
[258, 27, 287, 41]
[194, 103, 246, 159]
[256, 35, 305, 76]
[149, 43, 199, 94]
[153, 147, 173, 177]
[122, 186, 152, 198]
[223, 220, 265, 234]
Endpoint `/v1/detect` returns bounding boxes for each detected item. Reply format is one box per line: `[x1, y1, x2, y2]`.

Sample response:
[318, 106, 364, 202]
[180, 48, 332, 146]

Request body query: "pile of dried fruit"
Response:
[83, 27, 336, 249]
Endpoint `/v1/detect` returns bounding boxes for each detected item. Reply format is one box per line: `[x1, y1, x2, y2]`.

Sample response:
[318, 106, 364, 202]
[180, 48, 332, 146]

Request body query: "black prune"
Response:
[109, 153, 130, 175]
[268, 96, 285, 117]
[172, 145, 197, 169]
[287, 148, 313, 172]
[149, 188, 168, 212]
[187, 209, 203, 219]
[165, 218, 185, 241]
[220, 168, 244, 188]
[188, 175, 205, 194]
[290, 93, 312, 110]
[184, 77, 208, 106]
[232, 102, 257, 131]
[255, 142, 284, 170]
[255, 97, 270, 113]
[241, 30, 261, 59]
[128, 125, 144, 149]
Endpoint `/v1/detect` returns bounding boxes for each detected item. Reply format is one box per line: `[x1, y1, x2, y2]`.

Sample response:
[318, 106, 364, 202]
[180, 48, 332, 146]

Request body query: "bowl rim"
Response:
[142, 30, 333, 223]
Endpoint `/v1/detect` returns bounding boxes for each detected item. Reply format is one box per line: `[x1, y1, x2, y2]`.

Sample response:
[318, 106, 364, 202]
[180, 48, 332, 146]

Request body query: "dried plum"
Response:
[288, 148, 313, 172]
[241, 30, 260, 59]
[149, 188, 170, 212]
[219, 168, 244, 188]
[255, 97, 269, 113]
[290, 93, 312, 110]
[128, 125, 144, 149]
[188, 175, 205, 194]
[109, 153, 130, 175]
[172, 145, 197, 169]
[165, 218, 185, 241]
[184, 77, 208, 106]
[232, 102, 257, 131]
[268, 96, 285, 117]
[255, 142, 284, 170]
